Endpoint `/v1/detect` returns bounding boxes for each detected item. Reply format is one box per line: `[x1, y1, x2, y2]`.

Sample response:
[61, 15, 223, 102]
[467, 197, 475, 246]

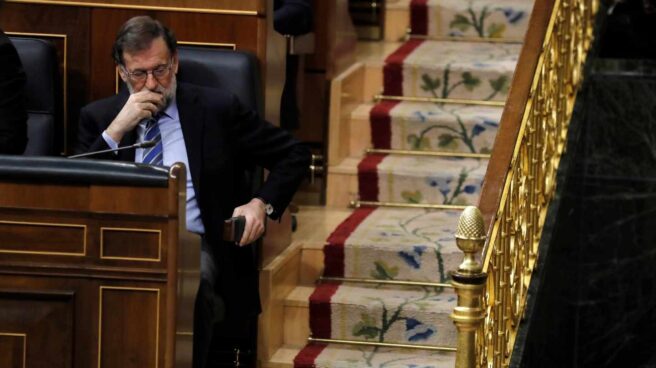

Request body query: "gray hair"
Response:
[112, 16, 177, 65]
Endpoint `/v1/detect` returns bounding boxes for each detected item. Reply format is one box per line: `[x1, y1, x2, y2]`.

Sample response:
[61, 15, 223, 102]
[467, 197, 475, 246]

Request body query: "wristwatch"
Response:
[264, 203, 274, 216]
[257, 197, 274, 216]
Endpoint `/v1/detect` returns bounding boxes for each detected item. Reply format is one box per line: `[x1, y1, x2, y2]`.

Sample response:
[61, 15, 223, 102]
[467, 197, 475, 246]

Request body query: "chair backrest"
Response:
[177, 46, 264, 117]
[10, 37, 59, 156]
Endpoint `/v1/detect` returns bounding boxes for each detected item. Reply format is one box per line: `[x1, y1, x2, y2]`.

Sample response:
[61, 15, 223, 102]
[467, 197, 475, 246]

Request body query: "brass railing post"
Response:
[451, 206, 487, 368]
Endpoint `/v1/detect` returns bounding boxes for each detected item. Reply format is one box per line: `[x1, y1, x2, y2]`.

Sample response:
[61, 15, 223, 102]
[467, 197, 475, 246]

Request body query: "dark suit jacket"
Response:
[0, 30, 28, 154]
[76, 82, 310, 315]
[274, 0, 313, 36]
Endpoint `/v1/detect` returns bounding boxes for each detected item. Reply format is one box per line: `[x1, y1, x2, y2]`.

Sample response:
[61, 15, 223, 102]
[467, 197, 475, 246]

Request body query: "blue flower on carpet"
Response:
[473, 62, 492, 68]
[472, 124, 485, 137]
[463, 184, 478, 194]
[412, 110, 429, 123]
[398, 246, 427, 269]
[404, 318, 436, 341]
[407, 365, 438, 368]
[497, 8, 525, 24]
[398, 252, 420, 269]
[480, 117, 499, 128]
[426, 176, 452, 198]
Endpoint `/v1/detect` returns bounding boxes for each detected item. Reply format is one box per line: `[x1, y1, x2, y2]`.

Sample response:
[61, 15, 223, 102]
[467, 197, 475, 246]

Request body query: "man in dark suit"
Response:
[0, 0, 28, 154]
[75, 16, 310, 368]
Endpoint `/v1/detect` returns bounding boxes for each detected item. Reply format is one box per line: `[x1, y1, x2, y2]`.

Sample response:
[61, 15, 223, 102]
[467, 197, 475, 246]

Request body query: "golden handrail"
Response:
[468, 0, 599, 366]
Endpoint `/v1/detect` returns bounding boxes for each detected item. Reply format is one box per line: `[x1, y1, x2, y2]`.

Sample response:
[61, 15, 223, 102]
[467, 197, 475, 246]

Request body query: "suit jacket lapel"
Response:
[176, 84, 204, 201]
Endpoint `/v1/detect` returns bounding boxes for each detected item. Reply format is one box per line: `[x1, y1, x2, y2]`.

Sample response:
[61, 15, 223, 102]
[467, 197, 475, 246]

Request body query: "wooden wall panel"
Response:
[101, 227, 161, 261]
[0, 182, 169, 215]
[0, 334, 25, 368]
[0, 220, 86, 255]
[0, 208, 170, 272]
[99, 287, 160, 368]
[0, 183, 90, 211]
[0, 289, 74, 368]
[7, 0, 264, 13]
[0, 276, 170, 367]
[89, 9, 263, 100]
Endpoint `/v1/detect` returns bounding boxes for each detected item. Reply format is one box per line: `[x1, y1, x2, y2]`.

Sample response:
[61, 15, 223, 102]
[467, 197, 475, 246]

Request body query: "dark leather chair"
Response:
[10, 37, 59, 156]
[177, 46, 264, 116]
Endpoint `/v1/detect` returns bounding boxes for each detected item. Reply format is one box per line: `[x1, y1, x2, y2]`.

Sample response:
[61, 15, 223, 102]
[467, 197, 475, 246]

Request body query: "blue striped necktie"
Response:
[142, 116, 163, 165]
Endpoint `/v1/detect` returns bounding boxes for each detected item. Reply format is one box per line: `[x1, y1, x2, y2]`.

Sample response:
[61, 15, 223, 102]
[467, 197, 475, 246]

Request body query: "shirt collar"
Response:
[160, 96, 179, 120]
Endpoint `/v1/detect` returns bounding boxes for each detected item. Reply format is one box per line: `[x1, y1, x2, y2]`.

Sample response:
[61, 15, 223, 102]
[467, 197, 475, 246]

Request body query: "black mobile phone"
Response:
[223, 216, 246, 244]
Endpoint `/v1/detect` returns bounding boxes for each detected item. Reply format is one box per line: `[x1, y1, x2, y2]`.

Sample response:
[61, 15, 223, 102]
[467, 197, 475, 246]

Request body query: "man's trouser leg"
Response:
[192, 239, 225, 368]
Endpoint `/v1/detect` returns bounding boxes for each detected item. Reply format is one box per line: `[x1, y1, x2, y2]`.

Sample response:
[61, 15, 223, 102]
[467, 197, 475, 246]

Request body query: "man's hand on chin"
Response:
[105, 90, 165, 142]
[231, 198, 267, 246]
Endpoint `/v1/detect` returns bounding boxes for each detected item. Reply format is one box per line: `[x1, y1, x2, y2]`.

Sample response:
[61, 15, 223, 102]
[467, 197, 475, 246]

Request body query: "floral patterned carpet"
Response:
[295, 0, 532, 366]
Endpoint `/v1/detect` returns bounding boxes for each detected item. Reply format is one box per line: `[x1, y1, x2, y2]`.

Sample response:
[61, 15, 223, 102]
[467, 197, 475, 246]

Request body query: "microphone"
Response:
[68, 140, 157, 159]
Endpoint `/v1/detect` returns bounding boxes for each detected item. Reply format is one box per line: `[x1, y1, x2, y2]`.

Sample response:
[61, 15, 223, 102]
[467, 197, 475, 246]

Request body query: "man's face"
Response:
[119, 36, 179, 103]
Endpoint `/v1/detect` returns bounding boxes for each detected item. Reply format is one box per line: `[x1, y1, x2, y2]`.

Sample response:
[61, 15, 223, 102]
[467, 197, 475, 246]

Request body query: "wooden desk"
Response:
[0, 158, 196, 368]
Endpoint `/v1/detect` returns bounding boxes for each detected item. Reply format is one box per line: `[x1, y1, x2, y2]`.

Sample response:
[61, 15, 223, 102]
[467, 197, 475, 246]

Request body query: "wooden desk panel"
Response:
[0, 165, 187, 367]
[7, 0, 264, 13]
[0, 289, 74, 368]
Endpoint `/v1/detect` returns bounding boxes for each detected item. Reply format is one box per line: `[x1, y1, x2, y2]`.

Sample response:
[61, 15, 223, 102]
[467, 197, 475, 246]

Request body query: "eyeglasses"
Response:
[122, 59, 173, 83]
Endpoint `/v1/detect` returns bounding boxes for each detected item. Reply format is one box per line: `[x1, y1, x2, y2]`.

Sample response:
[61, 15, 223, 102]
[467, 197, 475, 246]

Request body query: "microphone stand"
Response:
[68, 140, 156, 159]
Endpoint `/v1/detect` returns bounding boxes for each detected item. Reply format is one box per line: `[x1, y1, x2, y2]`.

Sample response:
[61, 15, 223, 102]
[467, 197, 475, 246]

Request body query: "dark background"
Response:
[513, 1, 656, 367]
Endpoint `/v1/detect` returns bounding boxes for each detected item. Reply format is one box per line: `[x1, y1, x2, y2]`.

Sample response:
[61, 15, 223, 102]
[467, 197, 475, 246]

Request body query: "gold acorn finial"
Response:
[456, 206, 485, 240]
[454, 206, 486, 274]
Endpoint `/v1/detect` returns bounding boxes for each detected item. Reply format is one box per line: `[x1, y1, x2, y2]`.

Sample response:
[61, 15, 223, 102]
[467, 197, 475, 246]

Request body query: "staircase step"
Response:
[356, 41, 406, 67]
[410, 0, 533, 40]
[308, 283, 457, 346]
[383, 39, 521, 101]
[371, 100, 502, 153]
[326, 157, 362, 208]
[324, 207, 461, 283]
[286, 285, 313, 307]
[284, 286, 314, 347]
[267, 345, 300, 368]
[358, 154, 487, 205]
[295, 343, 455, 368]
[294, 206, 353, 284]
[294, 206, 354, 247]
[348, 103, 374, 158]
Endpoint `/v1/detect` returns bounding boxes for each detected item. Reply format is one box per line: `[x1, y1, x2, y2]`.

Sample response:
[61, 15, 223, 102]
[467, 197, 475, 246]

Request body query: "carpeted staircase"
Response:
[294, 1, 532, 366]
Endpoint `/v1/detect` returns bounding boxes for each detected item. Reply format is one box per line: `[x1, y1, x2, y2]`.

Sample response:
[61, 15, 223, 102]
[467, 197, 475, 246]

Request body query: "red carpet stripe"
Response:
[309, 282, 341, 339]
[324, 207, 377, 277]
[358, 154, 387, 201]
[294, 343, 328, 368]
[410, 0, 428, 35]
[370, 100, 400, 149]
[383, 39, 424, 96]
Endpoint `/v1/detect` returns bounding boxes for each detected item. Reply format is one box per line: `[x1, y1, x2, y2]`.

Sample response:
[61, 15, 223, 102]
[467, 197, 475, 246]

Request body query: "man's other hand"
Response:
[231, 198, 267, 246]
[105, 90, 165, 142]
